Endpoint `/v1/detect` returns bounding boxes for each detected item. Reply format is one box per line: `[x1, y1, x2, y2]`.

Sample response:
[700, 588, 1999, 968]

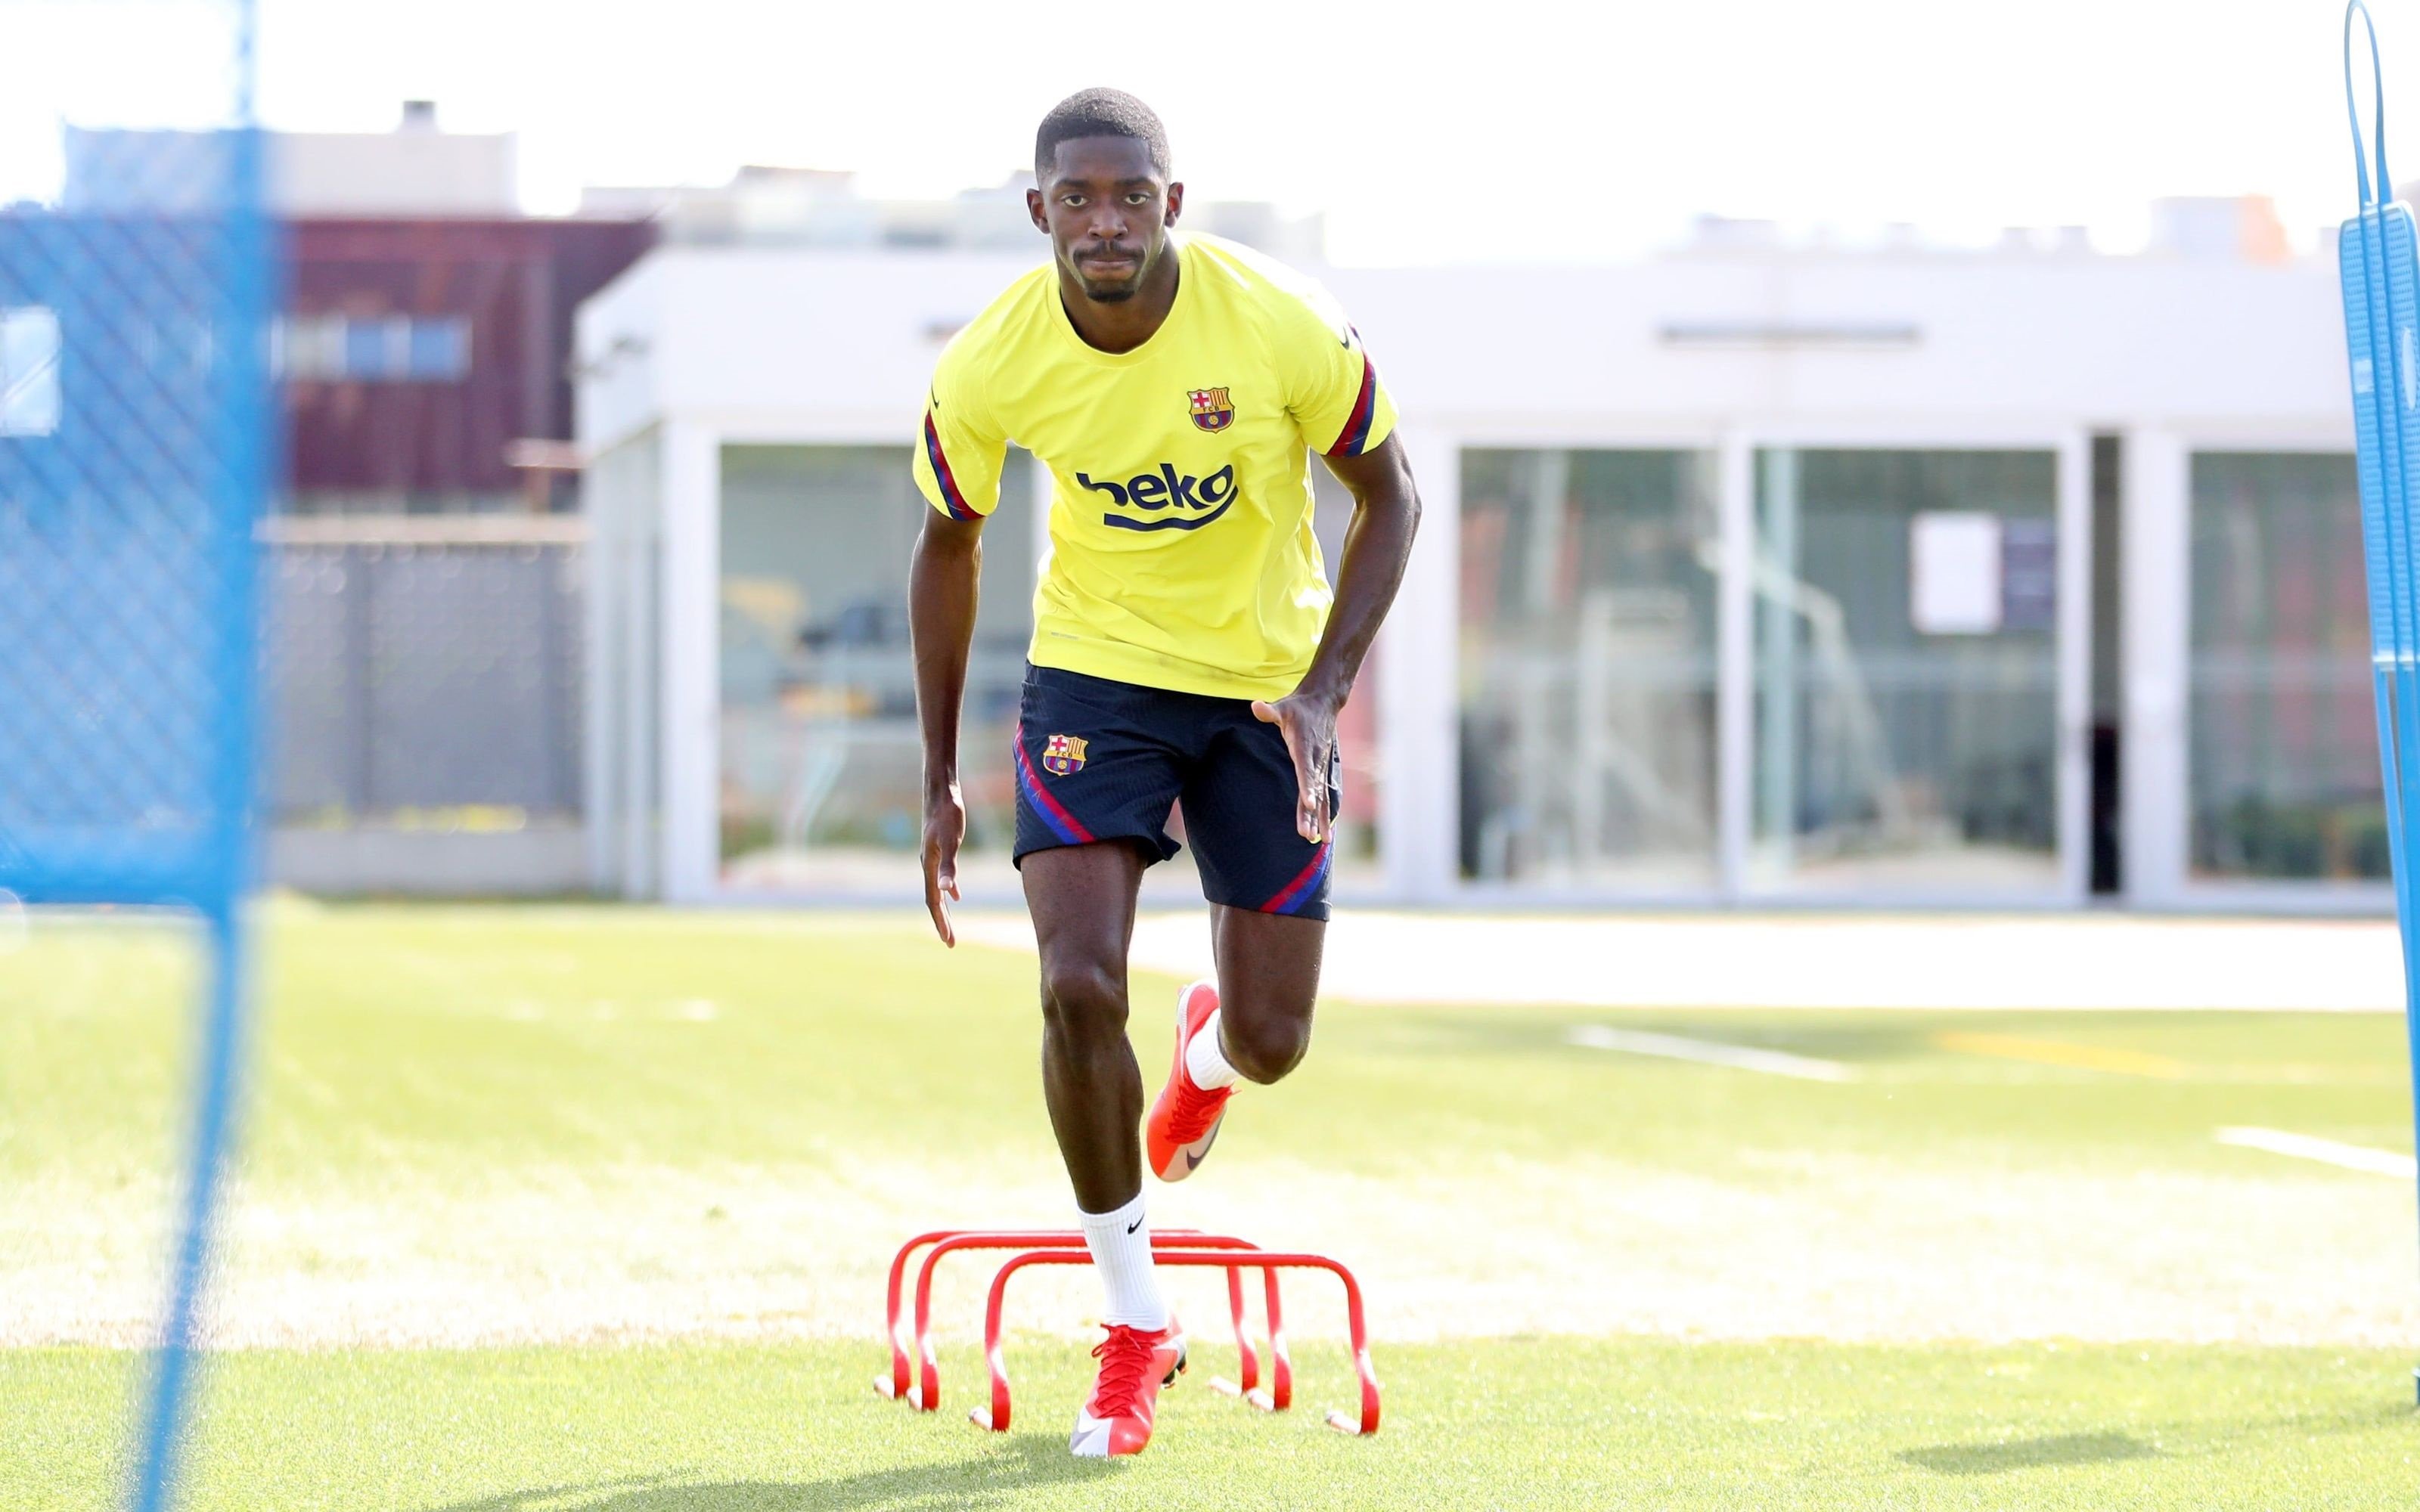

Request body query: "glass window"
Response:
[278, 314, 343, 381]
[718, 444, 1035, 891]
[343, 317, 399, 380]
[0, 305, 61, 436]
[405, 317, 471, 380]
[1752, 448, 2060, 893]
[2188, 452, 2384, 882]
[1459, 448, 1718, 886]
[276, 314, 470, 382]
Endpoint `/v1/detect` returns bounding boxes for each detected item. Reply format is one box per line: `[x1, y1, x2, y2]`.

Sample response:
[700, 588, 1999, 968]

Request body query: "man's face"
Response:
[1028, 136, 1181, 303]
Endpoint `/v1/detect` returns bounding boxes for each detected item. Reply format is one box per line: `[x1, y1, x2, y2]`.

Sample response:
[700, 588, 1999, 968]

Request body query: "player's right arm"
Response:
[908, 344, 1009, 947]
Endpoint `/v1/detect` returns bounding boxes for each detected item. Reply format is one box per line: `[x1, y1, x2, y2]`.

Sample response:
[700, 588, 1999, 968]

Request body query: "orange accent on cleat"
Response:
[1069, 1321, 1186, 1457]
[1146, 980, 1234, 1183]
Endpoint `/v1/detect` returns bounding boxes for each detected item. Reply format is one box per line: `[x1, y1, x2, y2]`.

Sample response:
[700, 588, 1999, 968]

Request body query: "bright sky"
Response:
[0, 0, 2384, 263]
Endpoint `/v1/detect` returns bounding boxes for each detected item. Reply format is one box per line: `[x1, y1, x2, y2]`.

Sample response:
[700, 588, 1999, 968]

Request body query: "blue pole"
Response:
[126, 0, 268, 1500]
[2343, 0, 2420, 1402]
[126, 904, 253, 1512]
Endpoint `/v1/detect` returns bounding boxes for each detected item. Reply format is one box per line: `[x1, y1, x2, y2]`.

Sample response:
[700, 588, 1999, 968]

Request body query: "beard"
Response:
[1071, 243, 1151, 303]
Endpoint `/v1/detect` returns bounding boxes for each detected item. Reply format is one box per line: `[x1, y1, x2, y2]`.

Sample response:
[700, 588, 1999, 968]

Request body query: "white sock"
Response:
[1078, 1191, 1169, 1331]
[1185, 1009, 1242, 1090]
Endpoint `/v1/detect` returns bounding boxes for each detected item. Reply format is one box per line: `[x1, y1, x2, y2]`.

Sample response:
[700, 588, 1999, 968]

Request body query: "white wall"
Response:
[577, 243, 2354, 444]
[275, 130, 517, 217]
[577, 240, 2363, 906]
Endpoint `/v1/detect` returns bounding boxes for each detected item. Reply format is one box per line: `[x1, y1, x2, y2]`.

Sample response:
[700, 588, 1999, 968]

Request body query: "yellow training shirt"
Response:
[912, 233, 1397, 701]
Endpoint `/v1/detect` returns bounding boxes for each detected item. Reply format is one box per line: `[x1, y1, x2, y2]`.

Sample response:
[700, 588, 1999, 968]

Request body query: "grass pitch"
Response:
[10, 1339, 2417, 1510]
[3, 903, 2418, 1508]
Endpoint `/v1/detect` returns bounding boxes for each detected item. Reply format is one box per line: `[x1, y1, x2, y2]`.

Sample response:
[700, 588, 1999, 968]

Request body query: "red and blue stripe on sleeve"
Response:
[923, 411, 980, 521]
[1325, 353, 1380, 459]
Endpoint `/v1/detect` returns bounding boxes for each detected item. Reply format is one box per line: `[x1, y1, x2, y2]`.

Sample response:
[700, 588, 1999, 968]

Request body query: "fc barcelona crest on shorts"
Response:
[1187, 387, 1234, 432]
[1041, 733, 1088, 776]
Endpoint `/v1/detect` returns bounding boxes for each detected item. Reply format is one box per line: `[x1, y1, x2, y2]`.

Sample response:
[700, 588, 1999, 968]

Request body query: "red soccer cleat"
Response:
[1146, 980, 1233, 1182]
[1069, 1320, 1187, 1457]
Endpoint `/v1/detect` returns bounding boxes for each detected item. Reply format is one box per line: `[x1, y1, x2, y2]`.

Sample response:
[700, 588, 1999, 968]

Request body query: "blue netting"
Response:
[0, 2, 271, 1505]
[0, 212, 267, 902]
[2338, 0, 2420, 1399]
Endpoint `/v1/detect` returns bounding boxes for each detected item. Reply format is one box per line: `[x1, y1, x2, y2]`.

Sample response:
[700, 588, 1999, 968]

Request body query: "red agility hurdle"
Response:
[973, 1247, 1379, 1437]
[873, 1229, 1283, 1412]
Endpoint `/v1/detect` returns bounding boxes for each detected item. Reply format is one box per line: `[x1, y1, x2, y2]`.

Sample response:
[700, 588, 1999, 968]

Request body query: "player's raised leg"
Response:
[1148, 688, 1337, 1182]
[1147, 907, 1324, 1181]
[1023, 841, 1187, 1455]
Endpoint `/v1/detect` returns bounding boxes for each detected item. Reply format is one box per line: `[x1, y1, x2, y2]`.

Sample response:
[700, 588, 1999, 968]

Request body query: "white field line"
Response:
[1567, 1024, 1857, 1083]
[2214, 1126, 2418, 1179]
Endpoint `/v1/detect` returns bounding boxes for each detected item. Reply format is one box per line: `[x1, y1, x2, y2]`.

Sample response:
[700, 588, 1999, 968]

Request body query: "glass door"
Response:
[1459, 448, 1720, 889]
[2186, 451, 2384, 886]
[716, 443, 1035, 893]
[1748, 448, 2069, 896]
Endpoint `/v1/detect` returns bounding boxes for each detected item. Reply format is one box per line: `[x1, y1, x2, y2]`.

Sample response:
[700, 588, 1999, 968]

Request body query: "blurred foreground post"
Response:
[2335, 0, 2420, 1402]
[0, 1, 272, 1503]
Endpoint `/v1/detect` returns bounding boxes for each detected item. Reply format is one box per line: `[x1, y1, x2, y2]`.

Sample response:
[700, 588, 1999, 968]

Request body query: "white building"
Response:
[574, 204, 2376, 912]
[64, 101, 517, 217]
[579, 166, 1324, 263]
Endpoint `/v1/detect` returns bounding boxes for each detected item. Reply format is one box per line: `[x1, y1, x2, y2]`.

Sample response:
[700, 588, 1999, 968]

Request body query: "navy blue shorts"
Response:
[1011, 665, 1339, 920]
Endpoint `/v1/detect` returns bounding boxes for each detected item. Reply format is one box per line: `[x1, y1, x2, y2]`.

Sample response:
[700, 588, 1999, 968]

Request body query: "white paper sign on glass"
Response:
[1909, 510, 2003, 635]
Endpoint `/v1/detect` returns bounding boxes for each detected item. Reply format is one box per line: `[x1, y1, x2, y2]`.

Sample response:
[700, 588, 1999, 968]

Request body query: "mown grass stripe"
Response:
[1567, 1025, 1856, 1082]
[1934, 1030, 2186, 1080]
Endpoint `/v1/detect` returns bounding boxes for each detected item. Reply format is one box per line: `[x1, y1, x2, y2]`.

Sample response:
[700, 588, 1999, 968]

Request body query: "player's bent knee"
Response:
[1038, 959, 1128, 1038]
[1221, 1010, 1311, 1086]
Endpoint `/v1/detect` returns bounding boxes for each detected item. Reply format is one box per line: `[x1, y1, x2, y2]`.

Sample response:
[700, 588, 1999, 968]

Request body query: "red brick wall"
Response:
[283, 217, 653, 501]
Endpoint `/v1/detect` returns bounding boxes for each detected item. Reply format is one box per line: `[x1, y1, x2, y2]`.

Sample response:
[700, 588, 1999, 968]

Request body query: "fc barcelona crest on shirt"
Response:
[1042, 733, 1088, 776]
[1187, 387, 1235, 432]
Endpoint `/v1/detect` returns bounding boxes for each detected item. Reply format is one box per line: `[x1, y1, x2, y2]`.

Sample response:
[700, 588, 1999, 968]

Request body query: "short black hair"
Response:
[1034, 88, 1170, 181]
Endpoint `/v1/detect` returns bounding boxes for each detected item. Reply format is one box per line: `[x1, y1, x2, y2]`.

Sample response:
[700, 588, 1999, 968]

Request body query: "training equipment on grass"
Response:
[875, 1228, 1281, 1413]
[2337, 0, 2420, 1405]
[876, 1227, 1379, 1435]
[0, 4, 271, 1507]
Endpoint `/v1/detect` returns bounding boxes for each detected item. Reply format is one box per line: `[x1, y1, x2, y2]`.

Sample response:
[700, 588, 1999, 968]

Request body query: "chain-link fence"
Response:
[0, 3, 269, 1507]
[264, 517, 584, 826]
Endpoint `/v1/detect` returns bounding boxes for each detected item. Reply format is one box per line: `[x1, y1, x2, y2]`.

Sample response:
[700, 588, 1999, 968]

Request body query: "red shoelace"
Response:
[1089, 1325, 1163, 1417]
[1164, 1074, 1231, 1144]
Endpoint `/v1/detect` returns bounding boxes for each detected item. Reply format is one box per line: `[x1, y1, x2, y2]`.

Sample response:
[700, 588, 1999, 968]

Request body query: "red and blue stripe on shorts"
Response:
[1258, 838, 1333, 916]
[1013, 724, 1094, 845]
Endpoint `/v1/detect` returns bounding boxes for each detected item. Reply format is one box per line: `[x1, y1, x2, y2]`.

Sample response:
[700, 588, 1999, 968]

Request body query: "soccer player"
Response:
[908, 88, 1420, 1458]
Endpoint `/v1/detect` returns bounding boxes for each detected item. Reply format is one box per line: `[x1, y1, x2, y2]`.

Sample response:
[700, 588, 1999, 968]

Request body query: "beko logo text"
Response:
[1075, 463, 1237, 532]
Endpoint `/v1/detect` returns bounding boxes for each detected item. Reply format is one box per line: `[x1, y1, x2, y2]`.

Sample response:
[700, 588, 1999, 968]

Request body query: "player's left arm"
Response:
[1252, 435, 1422, 844]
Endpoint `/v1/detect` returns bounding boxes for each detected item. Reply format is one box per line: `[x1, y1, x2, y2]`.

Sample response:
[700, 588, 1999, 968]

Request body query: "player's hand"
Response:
[921, 782, 966, 947]
[1251, 688, 1340, 844]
